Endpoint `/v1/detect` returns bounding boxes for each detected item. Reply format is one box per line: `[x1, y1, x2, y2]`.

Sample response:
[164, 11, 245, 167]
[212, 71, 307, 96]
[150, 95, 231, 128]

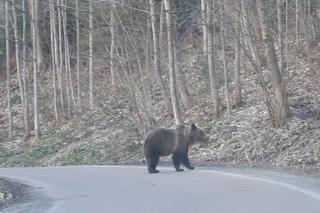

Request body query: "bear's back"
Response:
[144, 127, 177, 156]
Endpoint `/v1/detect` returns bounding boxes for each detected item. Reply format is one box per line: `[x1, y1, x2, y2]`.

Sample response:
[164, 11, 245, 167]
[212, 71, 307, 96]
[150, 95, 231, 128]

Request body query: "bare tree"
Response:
[31, 0, 40, 139]
[22, 0, 31, 137]
[28, 0, 43, 66]
[12, 0, 31, 136]
[221, 1, 231, 116]
[62, 0, 75, 114]
[242, 0, 274, 121]
[110, 0, 116, 89]
[277, 0, 284, 74]
[306, 0, 319, 114]
[159, 0, 166, 58]
[144, 18, 154, 122]
[285, 0, 288, 65]
[207, 0, 220, 117]
[57, 0, 65, 112]
[174, 44, 193, 109]
[257, 0, 290, 127]
[295, 0, 299, 46]
[49, 0, 59, 121]
[234, 0, 242, 107]
[201, 0, 207, 53]
[164, 0, 183, 124]
[5, 0, 12, 139]
[76, 0, 82, 112]
[89, 0, 94, 109]
[149, 0, 172, 115]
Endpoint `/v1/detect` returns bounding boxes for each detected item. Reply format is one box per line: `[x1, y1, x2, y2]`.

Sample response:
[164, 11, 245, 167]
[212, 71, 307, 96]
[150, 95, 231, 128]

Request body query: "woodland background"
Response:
[0, 0, 319, 173]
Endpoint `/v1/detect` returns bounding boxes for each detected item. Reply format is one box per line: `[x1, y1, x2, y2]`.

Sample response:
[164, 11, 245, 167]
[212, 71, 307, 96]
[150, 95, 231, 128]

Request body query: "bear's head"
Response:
[189, 123, 209, 145]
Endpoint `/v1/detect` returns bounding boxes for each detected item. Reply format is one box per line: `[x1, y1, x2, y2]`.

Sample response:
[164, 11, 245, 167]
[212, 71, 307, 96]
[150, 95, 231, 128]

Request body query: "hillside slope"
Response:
[0, 37, 319, 177]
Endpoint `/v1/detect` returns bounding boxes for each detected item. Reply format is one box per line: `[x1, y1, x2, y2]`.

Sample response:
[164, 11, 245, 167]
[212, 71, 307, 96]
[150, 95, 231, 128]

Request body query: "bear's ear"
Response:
[191, 123, 197, 131]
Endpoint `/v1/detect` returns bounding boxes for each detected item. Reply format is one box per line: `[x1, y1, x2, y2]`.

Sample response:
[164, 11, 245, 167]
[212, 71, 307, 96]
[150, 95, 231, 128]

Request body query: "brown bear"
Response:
[143, 123, 209, 173]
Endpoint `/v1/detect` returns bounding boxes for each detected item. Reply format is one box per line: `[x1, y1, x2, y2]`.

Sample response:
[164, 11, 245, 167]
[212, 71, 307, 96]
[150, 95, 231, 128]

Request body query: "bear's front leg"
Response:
[172, 153, 184, 172]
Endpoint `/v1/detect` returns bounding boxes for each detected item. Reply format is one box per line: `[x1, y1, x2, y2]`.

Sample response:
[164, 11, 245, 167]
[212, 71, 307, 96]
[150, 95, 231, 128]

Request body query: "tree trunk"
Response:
[62, 0, 76, 114]
[28, 0, 43, 66]
[144, 18, 154, 122]
[221, 1, 231, 116]
[285, 0, 288, 69]
[201, 0, 207, 53]
[295, 0, 300, 46]
[277, 0, 284, 74]
[174, 43, 193, 109]
[89, 0, 94, 109]
[242, 0, 275, 121]
[57, 0, 65, 112]
[5, 0, 12, 139]
[110, 0, 116, 89]
[257, 0, 290, 127]
[164, 0, 183, 124]
[159, 0, 166, 59]
[12, 0, 30, 136]
[76, 0, 82, 113]
[207, 0, 220, 117]
[62, 0, 71, 115]
[150, 0, 172, 116]
[31, 0, 40, 139]
[306, 0, 319, 114]
[234, 0, 242, 107]
[49, 0, 59, 122]
[22, 0, 31, 137]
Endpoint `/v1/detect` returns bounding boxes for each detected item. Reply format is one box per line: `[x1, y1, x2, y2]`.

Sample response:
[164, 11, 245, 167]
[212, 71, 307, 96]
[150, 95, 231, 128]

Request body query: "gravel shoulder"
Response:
[0, 177, 31, 210]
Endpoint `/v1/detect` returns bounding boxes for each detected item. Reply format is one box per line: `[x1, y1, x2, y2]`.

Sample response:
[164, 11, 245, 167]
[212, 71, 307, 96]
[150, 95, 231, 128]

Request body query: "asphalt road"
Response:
[1, 166, 320, 213]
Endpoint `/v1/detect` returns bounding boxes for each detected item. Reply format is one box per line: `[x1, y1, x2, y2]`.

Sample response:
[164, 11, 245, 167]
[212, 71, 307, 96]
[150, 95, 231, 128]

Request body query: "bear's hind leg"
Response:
[148, 154, 160, 174]
[172, 153, 184, 172]
[182, 155, 194, 170]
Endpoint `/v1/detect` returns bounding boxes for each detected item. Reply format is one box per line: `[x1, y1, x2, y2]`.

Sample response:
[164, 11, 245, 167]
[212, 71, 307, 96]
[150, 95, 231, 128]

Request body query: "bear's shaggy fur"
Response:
[143, 123, 209, 173]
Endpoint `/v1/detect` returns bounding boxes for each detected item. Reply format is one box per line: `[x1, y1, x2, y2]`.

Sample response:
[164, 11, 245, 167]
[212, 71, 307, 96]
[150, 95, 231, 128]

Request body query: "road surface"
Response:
[1, 166, 320, 213]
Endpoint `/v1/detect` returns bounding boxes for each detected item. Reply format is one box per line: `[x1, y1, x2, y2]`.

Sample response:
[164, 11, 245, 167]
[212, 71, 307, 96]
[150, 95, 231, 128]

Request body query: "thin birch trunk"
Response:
[277, 0, 284, 74]
[57, 0, 65, 112]
[64, 0, 76, 109]
[306, 0, 319, 114]
[62, 0, 71, 115]
[110, 0, 116, 89]
[164, 0, 183, 124]
[89, 0, 94, 109]
[5, 0, 12, 139]
[76, 0, 82, 112]
[174, 42, 193, 109]
[12, 0, 29, 135]
[285, 0, 288, 70]
[207, 0, 220, 117]
[22, 0, 31, 137]
[145, 18, 153, 121]
[295, 0, 299, 46]
[221, 1, 230, 116]
[159, 0, 165, 59]
[49, 0, 59, 121]
[150, 0, 172, 115]
[31, 0, 40, 139]
[201, 0, 207, 53]
[234, 0, 242, 107]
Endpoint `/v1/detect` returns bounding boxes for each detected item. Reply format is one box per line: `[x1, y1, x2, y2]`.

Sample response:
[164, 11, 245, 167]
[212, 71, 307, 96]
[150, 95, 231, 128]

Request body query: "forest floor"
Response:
[0, 40, 319, 178]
